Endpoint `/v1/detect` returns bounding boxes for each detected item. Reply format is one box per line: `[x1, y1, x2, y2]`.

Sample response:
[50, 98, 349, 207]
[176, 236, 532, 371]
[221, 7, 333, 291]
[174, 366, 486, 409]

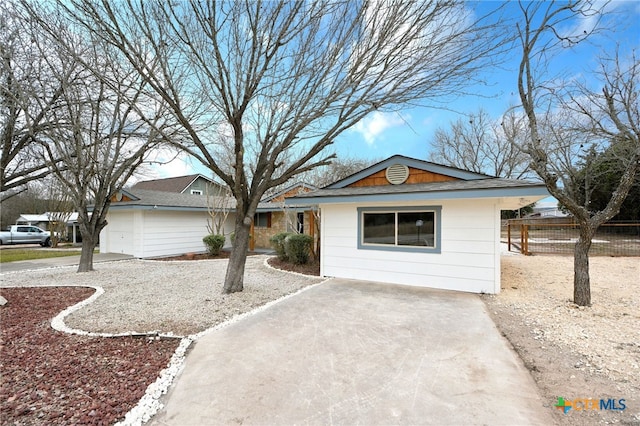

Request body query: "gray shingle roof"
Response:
[111, 189, 304, 212]
[291, 178, 546, 199]
[130, 174, 202, 193]
[112, 189, 233, 210]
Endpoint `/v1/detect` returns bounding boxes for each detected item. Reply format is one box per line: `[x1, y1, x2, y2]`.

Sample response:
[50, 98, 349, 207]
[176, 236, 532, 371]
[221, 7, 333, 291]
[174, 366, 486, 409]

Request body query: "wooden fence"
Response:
[504, 220, 640, 256]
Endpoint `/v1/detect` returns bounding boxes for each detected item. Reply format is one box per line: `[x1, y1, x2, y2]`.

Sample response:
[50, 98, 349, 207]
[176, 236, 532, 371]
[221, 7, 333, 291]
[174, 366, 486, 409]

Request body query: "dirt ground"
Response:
[483, 254, 640, 425]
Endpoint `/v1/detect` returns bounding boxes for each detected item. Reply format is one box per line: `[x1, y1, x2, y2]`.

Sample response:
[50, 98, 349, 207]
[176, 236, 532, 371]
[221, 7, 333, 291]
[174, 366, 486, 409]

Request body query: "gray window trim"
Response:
[357, 206, 442, 254]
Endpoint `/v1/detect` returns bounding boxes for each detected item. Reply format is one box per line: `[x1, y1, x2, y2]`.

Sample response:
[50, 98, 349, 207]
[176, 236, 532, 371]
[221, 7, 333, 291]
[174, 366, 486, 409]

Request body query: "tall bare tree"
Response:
[0, 2, 71, 200]
[23, 8, 177, 272]
[429, 108, 532, 178]
[515, 1, 639, 306]
[61, 0, 509, 292]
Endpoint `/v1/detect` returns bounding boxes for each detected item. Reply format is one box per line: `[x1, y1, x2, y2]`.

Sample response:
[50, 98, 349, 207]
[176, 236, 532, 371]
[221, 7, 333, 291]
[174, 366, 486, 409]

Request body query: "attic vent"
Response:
[385, 164, 409, 185]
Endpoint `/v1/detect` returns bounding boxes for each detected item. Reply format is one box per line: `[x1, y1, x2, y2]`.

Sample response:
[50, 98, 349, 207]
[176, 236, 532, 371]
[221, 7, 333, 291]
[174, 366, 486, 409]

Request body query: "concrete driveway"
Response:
[151, 279, 554, 425]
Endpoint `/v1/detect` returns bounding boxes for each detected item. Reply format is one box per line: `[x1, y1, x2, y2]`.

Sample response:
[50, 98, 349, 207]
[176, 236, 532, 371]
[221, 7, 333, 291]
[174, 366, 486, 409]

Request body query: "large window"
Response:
[358, 206, 441, 253]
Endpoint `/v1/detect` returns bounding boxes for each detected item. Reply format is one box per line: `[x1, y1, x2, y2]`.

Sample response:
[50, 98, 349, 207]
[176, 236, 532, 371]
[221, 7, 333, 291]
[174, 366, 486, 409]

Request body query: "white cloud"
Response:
[351, 111, 407, 145]
[134, 147, 198, 182]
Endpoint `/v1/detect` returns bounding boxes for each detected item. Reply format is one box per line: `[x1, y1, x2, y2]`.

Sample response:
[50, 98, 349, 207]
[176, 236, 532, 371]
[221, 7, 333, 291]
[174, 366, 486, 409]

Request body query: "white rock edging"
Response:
[50, 285, 181, 339]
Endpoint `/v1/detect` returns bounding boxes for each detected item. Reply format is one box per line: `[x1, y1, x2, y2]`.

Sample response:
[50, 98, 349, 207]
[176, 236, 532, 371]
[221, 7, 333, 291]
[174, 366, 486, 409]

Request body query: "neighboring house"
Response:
[130, 173, 225, 196]
[16, 212, 83, 243]
[529, 199, 569, 218]
[286, 155, 549, 294]
[100, 189, 235, 258]
[100, 181, 318, 257]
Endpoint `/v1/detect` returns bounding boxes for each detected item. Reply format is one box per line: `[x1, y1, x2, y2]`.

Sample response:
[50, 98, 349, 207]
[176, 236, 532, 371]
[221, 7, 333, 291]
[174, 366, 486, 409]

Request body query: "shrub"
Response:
[270, 232, 292, 261]
[284, 234, 313, 265]
[203, 234, 225, 256]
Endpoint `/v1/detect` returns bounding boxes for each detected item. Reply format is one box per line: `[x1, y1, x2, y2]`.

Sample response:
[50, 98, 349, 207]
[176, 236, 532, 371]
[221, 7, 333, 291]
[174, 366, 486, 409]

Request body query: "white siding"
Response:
[100, 209, 236, 258]
[320, 199, 501, 294]
[100, 211, 134, 255]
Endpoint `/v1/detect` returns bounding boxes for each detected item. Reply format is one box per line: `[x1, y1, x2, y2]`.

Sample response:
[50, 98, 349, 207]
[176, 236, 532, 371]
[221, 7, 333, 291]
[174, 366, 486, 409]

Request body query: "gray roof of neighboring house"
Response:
[131, 174, 221, 193]
[110, 189, 233, 211]
[285, 178, 549, 205]
[109, 189, 311, 212]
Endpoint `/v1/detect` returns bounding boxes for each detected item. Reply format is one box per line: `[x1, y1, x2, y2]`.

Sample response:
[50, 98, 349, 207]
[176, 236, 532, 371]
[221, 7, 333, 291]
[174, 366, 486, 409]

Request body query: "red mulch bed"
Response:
[267, 257, 320, 276]
[0, 287, 179, 425]
[156, 251, 231, 261]
[155, 250, 258, 261]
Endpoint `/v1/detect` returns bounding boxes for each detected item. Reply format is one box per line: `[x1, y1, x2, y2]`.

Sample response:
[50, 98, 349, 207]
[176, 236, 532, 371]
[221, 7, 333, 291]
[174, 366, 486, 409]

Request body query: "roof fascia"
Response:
[285, 186, 549, 205]
[106, 204, 210, 212]
[120, 189, 141, 201]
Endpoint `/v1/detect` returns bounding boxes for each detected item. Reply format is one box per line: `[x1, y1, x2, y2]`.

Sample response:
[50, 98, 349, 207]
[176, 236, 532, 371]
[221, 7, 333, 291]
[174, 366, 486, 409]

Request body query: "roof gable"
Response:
[326, 155, 492, 189]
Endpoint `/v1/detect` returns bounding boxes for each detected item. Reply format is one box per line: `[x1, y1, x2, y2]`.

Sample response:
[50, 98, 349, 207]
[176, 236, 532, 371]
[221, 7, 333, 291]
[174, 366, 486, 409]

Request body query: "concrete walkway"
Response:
[0, 252, 133, 273]
[151, 279, 554, 425]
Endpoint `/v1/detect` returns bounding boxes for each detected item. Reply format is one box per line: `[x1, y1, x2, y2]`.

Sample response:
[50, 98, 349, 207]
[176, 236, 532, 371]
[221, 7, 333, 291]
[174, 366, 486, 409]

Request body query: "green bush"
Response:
[203, 234, 225, 256]
[284, 234, 313, 265]
[270, 232, 292, 260]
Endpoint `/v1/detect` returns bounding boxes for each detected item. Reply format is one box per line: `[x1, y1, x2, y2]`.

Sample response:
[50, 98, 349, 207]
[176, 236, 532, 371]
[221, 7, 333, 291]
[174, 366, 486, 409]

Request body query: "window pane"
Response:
[254, 213, 267, 227]
[363, 213, 395, 245]
[397, 212, 435, 247]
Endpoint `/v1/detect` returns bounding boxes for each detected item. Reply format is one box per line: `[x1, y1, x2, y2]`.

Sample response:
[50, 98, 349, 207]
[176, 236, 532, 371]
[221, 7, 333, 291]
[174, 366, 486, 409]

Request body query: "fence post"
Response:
[523, 224, 530, 255]
[507, 221, 511, 252]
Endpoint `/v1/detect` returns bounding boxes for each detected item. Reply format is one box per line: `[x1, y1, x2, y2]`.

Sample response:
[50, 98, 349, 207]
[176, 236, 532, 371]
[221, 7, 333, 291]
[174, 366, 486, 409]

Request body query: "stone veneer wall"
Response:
[252, 211, 316, 251]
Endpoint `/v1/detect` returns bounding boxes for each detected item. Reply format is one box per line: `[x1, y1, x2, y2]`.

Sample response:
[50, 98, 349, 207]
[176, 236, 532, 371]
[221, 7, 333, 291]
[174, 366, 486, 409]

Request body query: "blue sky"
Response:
[149, 1, 639, 180]
[338, 1, 640, 161]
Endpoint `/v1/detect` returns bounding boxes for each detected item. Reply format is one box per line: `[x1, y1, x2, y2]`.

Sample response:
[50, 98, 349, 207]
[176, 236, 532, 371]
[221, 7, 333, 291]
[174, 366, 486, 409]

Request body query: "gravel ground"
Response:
[3, 253, 638, 425]
[483, 254, 640, 425]
[0, 256, 324, 336]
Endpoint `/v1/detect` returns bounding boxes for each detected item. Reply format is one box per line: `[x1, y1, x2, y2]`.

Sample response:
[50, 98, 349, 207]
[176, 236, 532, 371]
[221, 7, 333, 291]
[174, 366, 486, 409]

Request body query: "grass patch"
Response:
[0, 249, 84, 263]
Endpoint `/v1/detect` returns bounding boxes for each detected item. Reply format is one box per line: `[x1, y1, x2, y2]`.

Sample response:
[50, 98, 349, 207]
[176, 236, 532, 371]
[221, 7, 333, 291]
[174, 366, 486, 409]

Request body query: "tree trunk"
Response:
[223, 218, 251, 294]
[573, 224, 595, 307]
[77, 233, 97, 272]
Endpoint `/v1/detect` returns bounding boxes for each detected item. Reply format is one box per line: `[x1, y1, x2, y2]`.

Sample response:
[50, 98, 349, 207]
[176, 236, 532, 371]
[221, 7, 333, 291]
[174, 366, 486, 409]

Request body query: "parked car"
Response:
[0, 225, 52, 247]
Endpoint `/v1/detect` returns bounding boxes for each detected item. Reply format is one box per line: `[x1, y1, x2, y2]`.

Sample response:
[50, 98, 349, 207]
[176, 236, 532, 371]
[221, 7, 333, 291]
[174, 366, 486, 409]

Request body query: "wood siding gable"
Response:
[347, 167, 458, 188]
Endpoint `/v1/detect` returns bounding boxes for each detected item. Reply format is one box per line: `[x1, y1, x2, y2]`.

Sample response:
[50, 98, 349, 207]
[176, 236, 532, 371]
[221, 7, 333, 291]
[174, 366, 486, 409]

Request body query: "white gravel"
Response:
[0, 255, 324, 336]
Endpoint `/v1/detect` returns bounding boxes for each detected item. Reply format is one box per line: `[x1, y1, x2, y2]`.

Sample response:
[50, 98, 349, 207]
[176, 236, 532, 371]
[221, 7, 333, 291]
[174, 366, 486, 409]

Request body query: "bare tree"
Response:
[61, 0, 509, 292]
[23, 9, 177, 272]
[206, 186, 233, 236]
[38, 177, 74, 247]
[0, 2, 71, 200]
[515, 1, 639, 306]
[300, 156, 381, 189]
[429, 108, 532, 178]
